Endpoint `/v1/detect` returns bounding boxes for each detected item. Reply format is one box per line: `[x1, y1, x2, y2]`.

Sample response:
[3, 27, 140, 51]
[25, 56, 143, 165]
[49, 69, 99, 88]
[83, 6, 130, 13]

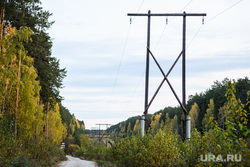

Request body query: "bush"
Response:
[109, 130, 181, 167]
[10, 155, 37, 167]
[68, 144, 80, 156]
[85, 142, 107, 161]
[75, 147, 85, 158]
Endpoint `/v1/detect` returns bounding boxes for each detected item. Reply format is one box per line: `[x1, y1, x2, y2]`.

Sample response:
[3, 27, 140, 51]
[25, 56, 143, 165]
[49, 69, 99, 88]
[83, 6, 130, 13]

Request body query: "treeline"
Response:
[71, 80, 250, 166]
[0, 1, 84, 166]
[108, 77, 250, 137]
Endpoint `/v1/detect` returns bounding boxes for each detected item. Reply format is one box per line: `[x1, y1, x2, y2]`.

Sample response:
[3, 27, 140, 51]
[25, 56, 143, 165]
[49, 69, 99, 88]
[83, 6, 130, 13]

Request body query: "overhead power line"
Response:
[153, 0, 194, 51]
[206, 0, 242, 23]
[187, 0, 243, 47]
[105, 0, 146, 116]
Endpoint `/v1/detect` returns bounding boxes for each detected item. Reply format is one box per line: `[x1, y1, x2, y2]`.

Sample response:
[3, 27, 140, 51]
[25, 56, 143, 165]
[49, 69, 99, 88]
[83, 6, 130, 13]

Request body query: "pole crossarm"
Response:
[128, 13, 206, 17]
[146, 48, 188, 114]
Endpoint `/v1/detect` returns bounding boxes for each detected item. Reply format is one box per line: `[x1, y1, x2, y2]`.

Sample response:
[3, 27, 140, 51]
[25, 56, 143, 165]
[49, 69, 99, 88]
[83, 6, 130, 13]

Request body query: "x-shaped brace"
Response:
[144, 47, 188, 115]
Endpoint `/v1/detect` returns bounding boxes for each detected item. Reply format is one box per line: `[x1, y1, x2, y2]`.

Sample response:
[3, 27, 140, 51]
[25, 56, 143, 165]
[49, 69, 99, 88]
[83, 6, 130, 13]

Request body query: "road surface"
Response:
[56, 155, 98, 167]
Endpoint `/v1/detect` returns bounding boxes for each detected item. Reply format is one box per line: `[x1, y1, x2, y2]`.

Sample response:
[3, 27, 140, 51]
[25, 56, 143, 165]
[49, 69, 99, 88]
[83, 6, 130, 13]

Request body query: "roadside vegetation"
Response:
[71, 80, 250, 166]
[0, 1, 85, 166]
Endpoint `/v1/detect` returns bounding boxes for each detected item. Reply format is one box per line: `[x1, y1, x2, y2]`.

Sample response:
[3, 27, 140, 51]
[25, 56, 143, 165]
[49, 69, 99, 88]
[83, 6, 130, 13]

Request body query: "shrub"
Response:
[86, 142, 107, 161]
[10, 155, 37, 167]
[68, 144, 80, 156]
[109, 130, 181, 167]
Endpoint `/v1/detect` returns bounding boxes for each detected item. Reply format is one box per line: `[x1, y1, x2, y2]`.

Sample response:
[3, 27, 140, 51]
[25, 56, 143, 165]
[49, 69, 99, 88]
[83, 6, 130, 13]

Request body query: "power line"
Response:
[206, 0, 242, 23]
[124, 0, 194, 116]
[119, 0, 195, 119]
[153, 0, 194, 51]
[119, 71, 145, 118]
[111, 25, 131, 96]
[187, 0, 243, 47]
[187, 24, 203, 47]
[106, 0, 146, 116]
[137, 0, 145, 13]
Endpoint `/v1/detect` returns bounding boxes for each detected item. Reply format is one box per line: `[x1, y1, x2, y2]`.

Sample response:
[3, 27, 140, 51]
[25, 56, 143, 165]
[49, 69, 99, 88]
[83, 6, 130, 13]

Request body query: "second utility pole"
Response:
[144, 10, 151, 134]
[128, 11, 206, 139]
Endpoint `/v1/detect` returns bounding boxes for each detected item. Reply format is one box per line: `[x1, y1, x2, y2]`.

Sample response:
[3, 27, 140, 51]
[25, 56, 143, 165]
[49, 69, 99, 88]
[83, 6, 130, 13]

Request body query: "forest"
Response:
[0, 1, 85, 166]
[108, 77, 250, 137]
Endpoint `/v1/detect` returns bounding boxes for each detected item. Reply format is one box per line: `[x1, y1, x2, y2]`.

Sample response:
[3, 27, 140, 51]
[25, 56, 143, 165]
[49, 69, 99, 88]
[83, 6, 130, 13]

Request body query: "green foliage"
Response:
[79, 134, 90, 151]
[202, 99, 215, 131]
[189, 102, 200, 131]
[150, 113, 162, 133]
[0, 24, 68, 167]
[186, 77, 250, 132]
[48, 102, 66, 145]
[109, 130, 181, 167]
[67, 144, 80, 156]
[86, 142, 108, 161]
[0, 1, 80, 166]
[133, 119, 141, 135]
[2, 0, 66, 104]
[10, 154, 37, 167]
[105, 80, 250, 166]
[109, 107, 182, 137]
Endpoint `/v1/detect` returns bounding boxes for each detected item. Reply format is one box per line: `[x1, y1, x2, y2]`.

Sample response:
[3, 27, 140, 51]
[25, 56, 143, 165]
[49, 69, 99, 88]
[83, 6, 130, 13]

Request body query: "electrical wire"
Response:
[106, 0, 146, 117]
[121, 0, 195, 117]
[187, 25, 203, 48]
[106, 24, 132, 112]
[187, 0, 243, 47]
[137, 0, 145, 13]
[153, 0, 194, 52]
[206, 0, 242, 23]
[113, 0, 243, 123]
[119, 71, 145, 118]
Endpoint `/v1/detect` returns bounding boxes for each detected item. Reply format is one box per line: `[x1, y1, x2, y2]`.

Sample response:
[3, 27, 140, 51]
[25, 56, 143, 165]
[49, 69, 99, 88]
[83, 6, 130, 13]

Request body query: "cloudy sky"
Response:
[42, 0, 250, 129]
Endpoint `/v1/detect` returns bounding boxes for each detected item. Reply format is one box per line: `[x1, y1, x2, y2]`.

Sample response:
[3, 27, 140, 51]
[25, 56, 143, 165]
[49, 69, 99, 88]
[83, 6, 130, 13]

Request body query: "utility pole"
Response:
[128, 11, 206, 140]
[96, 123, 111, 147]
[182, 12, 187, 139]
[144, 10, 151, 135]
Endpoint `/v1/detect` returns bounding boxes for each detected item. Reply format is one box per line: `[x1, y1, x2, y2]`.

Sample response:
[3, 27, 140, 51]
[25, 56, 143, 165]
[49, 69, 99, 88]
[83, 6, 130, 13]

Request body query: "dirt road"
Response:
[56, 155, 97, 167]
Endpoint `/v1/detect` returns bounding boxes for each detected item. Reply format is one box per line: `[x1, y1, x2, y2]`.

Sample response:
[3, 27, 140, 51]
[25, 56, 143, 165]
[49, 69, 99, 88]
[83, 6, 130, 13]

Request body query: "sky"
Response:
[41, 0, 250, 130]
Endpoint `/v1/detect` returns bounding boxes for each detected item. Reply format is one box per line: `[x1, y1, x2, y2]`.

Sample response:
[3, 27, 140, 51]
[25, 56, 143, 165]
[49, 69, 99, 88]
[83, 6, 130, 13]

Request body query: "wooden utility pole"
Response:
[127, 11, 206, 139]
[144, 10, 151, 134]
[182, 12, 187, 139]
[96, 124, 111, 147]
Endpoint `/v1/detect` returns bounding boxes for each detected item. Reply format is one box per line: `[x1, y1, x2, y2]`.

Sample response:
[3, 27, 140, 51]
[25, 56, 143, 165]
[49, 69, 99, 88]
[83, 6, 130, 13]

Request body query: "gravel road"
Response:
[56, 155, 98, 167]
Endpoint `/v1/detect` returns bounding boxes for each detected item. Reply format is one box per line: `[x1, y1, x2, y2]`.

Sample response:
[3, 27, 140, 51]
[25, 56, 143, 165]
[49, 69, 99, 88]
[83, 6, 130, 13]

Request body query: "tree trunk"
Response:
[15, 51, 21, 140]
[45, 102, 49, 140]
[0, 7, 4, 40]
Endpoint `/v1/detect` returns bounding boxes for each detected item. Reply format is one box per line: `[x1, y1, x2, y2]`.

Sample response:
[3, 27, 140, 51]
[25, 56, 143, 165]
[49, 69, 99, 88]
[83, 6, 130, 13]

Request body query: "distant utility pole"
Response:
[95, 124, 111, 147]
[128, 11, 206, 140]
